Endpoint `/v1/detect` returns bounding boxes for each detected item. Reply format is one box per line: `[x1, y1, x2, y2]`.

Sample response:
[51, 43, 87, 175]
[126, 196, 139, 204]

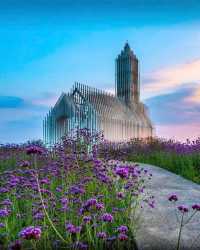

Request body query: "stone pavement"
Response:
[135, 163, 200, 250]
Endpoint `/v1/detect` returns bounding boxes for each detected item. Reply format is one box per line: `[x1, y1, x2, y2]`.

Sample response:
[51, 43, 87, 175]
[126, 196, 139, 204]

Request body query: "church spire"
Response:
[124, 41, 131, 51]
[115, 43, 139, 104]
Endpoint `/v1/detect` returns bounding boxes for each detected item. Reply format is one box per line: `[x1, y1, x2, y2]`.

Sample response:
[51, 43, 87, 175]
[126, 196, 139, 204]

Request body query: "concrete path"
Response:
[135, 163, 200, 250]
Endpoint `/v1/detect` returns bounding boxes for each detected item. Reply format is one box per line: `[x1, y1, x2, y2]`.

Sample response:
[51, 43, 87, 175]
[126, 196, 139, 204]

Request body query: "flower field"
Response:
[0, 129, 200, 249]
[99, 137, 200, 183]
[0, 130, 154, 250]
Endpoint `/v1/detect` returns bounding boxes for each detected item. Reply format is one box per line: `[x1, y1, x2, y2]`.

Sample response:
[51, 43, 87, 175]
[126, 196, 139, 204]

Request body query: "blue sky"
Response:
[1, 0, 200, 142]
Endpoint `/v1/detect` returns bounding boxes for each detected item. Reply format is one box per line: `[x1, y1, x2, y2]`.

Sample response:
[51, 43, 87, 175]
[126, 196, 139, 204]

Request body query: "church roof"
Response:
[52, 83, 152, 128]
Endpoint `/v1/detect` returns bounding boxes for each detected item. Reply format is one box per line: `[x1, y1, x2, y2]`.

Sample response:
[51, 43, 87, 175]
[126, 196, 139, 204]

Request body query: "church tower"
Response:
[115, 42, 140, 104]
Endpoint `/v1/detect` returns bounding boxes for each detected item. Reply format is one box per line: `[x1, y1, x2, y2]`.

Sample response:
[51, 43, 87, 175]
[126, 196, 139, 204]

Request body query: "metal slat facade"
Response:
[43, 43, 153, 146]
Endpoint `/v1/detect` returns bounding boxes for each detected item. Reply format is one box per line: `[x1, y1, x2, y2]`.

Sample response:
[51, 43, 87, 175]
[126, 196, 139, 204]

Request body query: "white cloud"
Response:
[30, 92, 59, 107]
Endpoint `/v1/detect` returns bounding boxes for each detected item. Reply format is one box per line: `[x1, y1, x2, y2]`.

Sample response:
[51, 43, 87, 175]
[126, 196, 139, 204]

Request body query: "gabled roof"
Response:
[50, 83, 152, 128]
[70, 83, 151, 126]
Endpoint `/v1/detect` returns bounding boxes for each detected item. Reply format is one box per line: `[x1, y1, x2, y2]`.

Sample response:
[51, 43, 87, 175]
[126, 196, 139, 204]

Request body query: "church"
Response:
[43, 43, 153, 145]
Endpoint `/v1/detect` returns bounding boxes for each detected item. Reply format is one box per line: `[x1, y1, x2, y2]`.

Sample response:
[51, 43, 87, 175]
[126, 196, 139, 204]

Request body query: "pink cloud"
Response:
[156, 123, 200, 141]
[142, 59, 200, 99]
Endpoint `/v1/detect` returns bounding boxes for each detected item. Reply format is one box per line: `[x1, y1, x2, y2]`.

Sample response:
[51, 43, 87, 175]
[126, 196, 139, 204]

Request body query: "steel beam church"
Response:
[43, 43, 153, 145]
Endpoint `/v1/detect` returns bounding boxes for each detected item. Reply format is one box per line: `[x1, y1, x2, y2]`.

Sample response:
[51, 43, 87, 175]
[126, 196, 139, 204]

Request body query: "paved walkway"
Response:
[136, 163, 200, 250]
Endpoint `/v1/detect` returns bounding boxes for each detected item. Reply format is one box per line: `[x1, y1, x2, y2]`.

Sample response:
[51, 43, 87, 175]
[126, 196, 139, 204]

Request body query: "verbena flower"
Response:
[9, 240, 22, 250]
[19, 160, 30, 168]
[178, 205, 189, 213]
[97, 232, 107, 239]
[33, 212, 44, 220]
[96, 202, 104, 210]
[101, 213, 113, 222]
[69, 185, 85, 195]
[168, 194, 178, 202]
[117, 192, 125, 199]
[84, 198, 97, 209]
[66, 223, 81, 234]
[0, 187, 9, 193]
[26, 146, 44, 155]
[192, 204, 200, 211]
[40, 178, 50, 185]
[1, 198, 12, 206]
[83, 216, 92, 223]
[115, 167, 129, 178]
[60, 197, 68, 205]
[148, 200, 155, 208]
[73, 241, 88, 250]
[19, 226, 41, 240]
[118, 233, 128, 241]
[0, 208, 9, 218]
[117, 225, 128, 233]
[0, 222, 5, 228]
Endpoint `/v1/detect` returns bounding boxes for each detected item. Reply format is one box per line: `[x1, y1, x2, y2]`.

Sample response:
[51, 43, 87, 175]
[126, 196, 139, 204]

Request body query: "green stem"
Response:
[33, 155, 67, 245]
[183, 210, 197, 226]
[31, 240, 37, 250]
[36, 174, 67, 243]
[177, 213, 184, 250]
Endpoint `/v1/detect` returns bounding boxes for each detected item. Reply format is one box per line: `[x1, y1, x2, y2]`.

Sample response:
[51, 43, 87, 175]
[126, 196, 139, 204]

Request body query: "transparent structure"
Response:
[43, 43, 153, 145]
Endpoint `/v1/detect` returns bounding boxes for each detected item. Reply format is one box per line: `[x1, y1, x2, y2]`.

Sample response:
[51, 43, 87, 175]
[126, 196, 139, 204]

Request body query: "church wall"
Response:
[96, 114, 152, 142]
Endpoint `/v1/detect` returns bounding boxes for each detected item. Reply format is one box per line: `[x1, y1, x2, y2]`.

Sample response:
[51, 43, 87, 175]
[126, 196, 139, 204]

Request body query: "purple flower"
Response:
[117, 192, 125, 199]
[40, 178, 50, 185]
[33, 212, 44, 220]
[19, 160, 30, 168]
[101, 213, 113, 222]
[118, 233, 128, 241]
[96, 202, 104, 210]
[66, 223, 76, 233]
[9, 240, 22, 250]
[117, 225, 128, 233]
[19, 226, 41, 240]
[66, 223, 81, 234]
[0, 222, 5, 228]
[0, 208, 9, 218]
[60, 197, 68, 205]
[115, 167, 129, 178]
[192, 204, 200, 211]
[178, 205, 189, 213]
[168, 194, 178, 202]
[148, 200, 155, 208]
[56, 187, 62, 192]
[0, 187, 9, 193]
[1, 198, 12, 206]
[73, 242, 88, 250]
[69, 185, 85, 195]
[83, 216, 92, 223]
[84, 198, 97, 209]
[26, 146, 44, 155]
[97, 232, 107, 239]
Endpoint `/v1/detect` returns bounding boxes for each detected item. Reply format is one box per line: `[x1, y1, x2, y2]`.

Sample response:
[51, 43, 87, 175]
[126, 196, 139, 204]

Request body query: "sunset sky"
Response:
[1, 0, 200, 143]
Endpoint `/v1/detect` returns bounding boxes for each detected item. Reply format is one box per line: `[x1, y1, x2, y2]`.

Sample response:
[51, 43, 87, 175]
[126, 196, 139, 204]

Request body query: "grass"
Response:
[98, 137, 200, 184]
[127, 151, 200, 184]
